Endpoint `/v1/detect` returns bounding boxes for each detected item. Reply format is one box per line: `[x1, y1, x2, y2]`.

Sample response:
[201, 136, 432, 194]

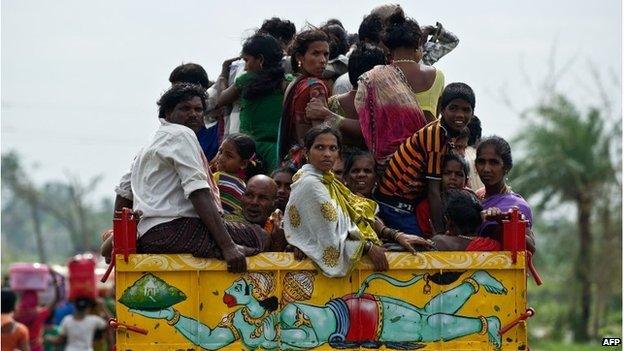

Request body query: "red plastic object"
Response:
[499, 308, 535, 335]
[9, 263, 50, 291]
[113, 208, 138, 262]
[101, 208, 137, 283]
[108, 318, 148, 335]
[501, 207, 526, 264]
[68, 254, 97, 301]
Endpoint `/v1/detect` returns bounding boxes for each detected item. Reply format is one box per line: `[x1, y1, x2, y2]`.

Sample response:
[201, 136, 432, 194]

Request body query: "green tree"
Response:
[40, 174, 104, 253]
[2, 151, 111, 260]
[511, 95, 618, 341]
[1, 151, 47, 263]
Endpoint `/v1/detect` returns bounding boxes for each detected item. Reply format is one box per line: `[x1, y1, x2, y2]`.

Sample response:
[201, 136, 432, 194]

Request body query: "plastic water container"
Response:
[68, 254, 97, 301]
[9, 263, 51, 291]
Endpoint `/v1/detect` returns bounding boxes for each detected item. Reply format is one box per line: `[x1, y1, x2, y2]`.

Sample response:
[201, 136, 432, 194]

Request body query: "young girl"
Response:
[213, 133, 265, 216]
[216, 33, 291, 172]
[343, 150, 377, 199]
[415, 151, 472, 237]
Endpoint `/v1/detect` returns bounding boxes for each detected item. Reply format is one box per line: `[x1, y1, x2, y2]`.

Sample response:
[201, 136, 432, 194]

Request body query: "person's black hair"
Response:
[289, 29, 329, 74]
[343, 149, 375, 177]
[223, 133, 265, 179]
[1, 288, 16, 313]
[324, 18, 344, 29]
[259, 18, 296, 47]
[240, 33, 285, 100]
[169, 63, 210, 89]
[442, 151, 469, 180]
[439, 82, 476, 111]
[444, 189, 483, 235]
[477, 136, 513, 171]
[157, 83, 207, 119]
[358, 14, 383, 44]
[467, 115, 482, 147]
[303, 124, 342, 151]
[381, 10, 422, 51]
[271, 166, 296, 178]
[74, 297, 94, 312]
[321, 24, 349, 60]
[347, 33, 359, 47]
[347, 43, 387, 86]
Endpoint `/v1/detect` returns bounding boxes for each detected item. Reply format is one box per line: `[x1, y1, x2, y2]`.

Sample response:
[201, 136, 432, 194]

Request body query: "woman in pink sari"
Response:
[354, 10, 439, 165]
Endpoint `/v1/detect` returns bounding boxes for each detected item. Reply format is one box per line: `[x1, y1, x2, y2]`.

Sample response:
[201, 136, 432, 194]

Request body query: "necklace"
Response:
[241, 307, 268, 326]
[392, 59, 419, 64]
[457, 235, 473, 240]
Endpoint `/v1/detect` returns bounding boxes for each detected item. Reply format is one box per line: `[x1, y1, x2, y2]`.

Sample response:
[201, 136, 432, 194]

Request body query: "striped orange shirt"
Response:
[378, 119, 453, 200]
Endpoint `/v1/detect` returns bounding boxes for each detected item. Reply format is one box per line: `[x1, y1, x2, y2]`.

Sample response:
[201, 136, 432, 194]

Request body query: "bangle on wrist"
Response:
[167, 308, 181, 326]
[392, 230, 401, 241]
[363, 241, 373, 254]
[330, 114, 344, 128]
[381, 227, 390, 237]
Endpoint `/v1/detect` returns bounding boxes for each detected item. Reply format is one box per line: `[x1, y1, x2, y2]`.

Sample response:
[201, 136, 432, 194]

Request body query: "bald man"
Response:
[241, 175, 288, 252]
[241, 175, 278, 226]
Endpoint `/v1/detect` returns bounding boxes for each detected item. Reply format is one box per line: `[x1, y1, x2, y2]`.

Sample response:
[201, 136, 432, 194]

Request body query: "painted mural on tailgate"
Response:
[119, 270, 508, 350]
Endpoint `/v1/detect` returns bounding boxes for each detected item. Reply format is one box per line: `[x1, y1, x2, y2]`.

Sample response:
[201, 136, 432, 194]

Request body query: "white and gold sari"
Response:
[284, 164, 381, 277]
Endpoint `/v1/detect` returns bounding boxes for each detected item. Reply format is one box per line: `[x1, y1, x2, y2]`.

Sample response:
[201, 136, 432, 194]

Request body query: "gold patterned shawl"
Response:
[284, 165, 381, 277]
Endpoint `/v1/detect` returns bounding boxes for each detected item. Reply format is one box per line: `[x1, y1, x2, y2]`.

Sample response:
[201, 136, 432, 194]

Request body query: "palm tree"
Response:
[511, 94, 617, 341]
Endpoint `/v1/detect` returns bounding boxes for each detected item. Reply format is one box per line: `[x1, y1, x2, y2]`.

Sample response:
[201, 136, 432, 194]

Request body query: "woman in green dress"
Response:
[217, 33, 291, 172]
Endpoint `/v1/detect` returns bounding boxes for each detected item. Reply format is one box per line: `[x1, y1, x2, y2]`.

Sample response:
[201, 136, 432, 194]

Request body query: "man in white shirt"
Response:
[111, 83, 251, 272]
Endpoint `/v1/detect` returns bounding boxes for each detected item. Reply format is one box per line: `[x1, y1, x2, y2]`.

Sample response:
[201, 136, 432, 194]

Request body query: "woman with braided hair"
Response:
[216, 33, 291, 172]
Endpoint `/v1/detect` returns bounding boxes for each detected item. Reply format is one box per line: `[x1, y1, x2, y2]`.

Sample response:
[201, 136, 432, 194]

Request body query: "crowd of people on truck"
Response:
[0, 5, 540, 351]
[100, 3, 536, 278]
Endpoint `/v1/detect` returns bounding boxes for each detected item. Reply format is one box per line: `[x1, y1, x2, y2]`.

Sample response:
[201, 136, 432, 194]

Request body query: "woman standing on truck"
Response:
[278, 29, 330, 166]
[353, 9, 436, 164]
[216, 33, 291, 172]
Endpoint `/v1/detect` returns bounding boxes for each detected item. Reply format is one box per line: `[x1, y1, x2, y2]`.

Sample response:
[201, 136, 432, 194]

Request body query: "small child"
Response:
[213, 133, 265, 216]
[431, 189, 502, 251]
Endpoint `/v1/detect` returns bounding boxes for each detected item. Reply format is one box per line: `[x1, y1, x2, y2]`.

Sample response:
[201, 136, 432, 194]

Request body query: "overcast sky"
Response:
[2, 0, 621, 202]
